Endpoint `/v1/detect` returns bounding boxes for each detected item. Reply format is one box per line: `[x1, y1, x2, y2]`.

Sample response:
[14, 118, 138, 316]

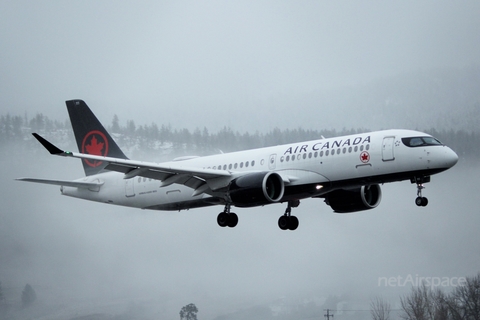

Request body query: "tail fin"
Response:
[66, 99, 128, 176]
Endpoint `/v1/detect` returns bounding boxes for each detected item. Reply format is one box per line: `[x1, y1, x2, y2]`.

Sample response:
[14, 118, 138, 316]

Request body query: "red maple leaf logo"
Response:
[85, 135, 104, 156]
[81, 131, 109, 168]
[360, 151, 370, 163]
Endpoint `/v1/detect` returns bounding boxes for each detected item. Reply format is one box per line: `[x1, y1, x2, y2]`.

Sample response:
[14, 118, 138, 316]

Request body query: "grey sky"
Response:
[1, 3, 480, 318]
[1, 1, 479, 131]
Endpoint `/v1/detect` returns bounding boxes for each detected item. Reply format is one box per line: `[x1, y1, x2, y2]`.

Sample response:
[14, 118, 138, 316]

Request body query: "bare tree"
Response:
[371, 296, 391, 320]
[401, 284, 429, 320]
[447, 273, 480, 320]
[400, 283, 450, 320]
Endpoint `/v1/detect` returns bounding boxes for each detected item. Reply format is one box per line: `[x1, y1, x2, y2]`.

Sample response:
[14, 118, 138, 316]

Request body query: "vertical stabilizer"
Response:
[66, 100, 128, 176]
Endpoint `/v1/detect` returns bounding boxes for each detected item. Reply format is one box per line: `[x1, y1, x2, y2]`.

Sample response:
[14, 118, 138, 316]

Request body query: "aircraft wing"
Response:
[32, 133, 233, 192]
[16, 178, 103, 189]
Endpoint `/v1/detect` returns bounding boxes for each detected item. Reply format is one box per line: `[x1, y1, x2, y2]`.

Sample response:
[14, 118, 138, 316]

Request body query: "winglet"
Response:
[32, 133, 71, 156]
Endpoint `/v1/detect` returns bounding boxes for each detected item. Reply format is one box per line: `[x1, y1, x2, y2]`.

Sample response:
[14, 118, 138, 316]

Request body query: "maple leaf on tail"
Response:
[85, 135, 104, 156]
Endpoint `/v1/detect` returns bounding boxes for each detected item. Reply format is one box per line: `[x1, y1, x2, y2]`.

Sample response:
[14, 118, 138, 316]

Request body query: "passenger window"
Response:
[331, 149, 335, 155]
[234, 163, 238, 169]
[252, 160, 255, 166]
[286, 155, 290, 162]
[246, 161, 249, 167]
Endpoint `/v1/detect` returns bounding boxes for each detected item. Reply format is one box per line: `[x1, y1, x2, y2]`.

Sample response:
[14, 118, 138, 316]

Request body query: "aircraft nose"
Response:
[445, 147, 459, 168]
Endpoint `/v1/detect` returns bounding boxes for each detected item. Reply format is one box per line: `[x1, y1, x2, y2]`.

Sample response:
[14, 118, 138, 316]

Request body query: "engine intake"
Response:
[228, 172, 285, 207]
[325, 184, 382, 213]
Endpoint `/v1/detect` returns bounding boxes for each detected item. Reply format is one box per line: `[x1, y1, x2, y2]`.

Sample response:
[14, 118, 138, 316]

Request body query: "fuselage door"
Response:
[269, 154, 277, 170]
[382, 136, 395, 161]
[125, 179, 135, 197]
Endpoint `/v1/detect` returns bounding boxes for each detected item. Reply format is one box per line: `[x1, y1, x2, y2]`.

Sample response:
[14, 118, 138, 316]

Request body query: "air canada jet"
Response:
[17, 100, 458, 230]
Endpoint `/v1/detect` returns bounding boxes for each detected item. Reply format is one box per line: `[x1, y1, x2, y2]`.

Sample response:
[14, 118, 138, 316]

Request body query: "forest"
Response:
[0, 112, 478, 160]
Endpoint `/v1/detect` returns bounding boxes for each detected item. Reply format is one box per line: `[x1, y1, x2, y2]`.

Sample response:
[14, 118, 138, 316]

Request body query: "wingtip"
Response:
[31, 133, 65, 155]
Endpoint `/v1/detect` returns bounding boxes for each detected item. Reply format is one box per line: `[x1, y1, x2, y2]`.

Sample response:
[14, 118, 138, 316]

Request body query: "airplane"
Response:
[17, 100, 459, 230]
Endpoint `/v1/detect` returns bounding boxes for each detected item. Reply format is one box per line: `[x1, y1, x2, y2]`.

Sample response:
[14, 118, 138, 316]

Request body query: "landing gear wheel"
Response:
[278, 200, 301, 230]
[289, 216, 299, 230]
[217, 203, 239, 228]
[415, 197, 428, 207]
[278, 216, 289, 230]
[413, 177, 430, 207]
[227, 213, 238, 228]
[217, 212, 229, 227]
[278, 215, 299, 230]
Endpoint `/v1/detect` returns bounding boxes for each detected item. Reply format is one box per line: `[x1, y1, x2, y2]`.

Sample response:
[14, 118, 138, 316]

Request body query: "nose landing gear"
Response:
[412, 176, 430, 207]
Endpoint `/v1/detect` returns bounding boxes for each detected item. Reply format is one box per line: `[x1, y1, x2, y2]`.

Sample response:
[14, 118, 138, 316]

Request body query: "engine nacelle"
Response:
[228, 172, 285, 207]
[325, 184, 382, 213]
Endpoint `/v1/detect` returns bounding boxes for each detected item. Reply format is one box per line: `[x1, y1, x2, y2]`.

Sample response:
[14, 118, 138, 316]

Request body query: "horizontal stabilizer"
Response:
[16, 178, 103, 189]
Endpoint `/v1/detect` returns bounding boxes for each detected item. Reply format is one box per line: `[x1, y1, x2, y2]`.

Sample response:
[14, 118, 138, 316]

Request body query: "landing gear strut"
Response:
[217, 203, 238, 228]
[412, 176, 429, 207]
[278, 200, 300, 231]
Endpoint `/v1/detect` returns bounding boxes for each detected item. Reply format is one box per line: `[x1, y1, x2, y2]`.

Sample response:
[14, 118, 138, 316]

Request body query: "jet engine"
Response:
[228, 172, 285, 207]
[325, 184, 382, 213]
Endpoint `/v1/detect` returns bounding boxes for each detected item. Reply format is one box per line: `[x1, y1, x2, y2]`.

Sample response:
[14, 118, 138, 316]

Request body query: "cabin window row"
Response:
[280, 144, 370, 163]
[209, 160, 256, 171]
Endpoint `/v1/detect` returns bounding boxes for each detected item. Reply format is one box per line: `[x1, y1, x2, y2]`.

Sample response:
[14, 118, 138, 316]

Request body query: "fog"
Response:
[1, 1, 479, 132]
[1, 147, 479, 319]
[1, 1, 480, 319]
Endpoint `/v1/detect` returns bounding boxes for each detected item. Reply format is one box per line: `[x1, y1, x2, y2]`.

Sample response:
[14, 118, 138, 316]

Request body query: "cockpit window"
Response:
[402, 136, 443, 147]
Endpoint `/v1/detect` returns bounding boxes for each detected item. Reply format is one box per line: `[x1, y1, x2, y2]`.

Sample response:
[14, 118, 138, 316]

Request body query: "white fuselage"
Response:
[61, 129, 458, 211]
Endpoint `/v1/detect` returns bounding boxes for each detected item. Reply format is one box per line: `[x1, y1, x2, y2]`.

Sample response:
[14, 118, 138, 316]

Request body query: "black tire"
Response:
[217, 212, 229, 227]
[421, 197, 428, 207]
[288, 216, 299, 231]
[415, 197, 424, 207]
[228, 213, 238, 228]
[278, 216, 289, 230]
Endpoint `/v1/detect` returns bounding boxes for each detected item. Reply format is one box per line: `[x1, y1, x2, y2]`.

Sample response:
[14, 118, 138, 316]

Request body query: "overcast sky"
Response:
[1, 1, 479, 132]
[1, 2, 480, 318]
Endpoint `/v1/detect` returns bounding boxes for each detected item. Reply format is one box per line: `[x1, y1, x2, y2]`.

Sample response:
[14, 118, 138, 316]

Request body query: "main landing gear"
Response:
[217, 204, 238, 228]
[278, 200, 300, 231]
[217, 201, 302, 230]
[412, 176, 430, 207]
